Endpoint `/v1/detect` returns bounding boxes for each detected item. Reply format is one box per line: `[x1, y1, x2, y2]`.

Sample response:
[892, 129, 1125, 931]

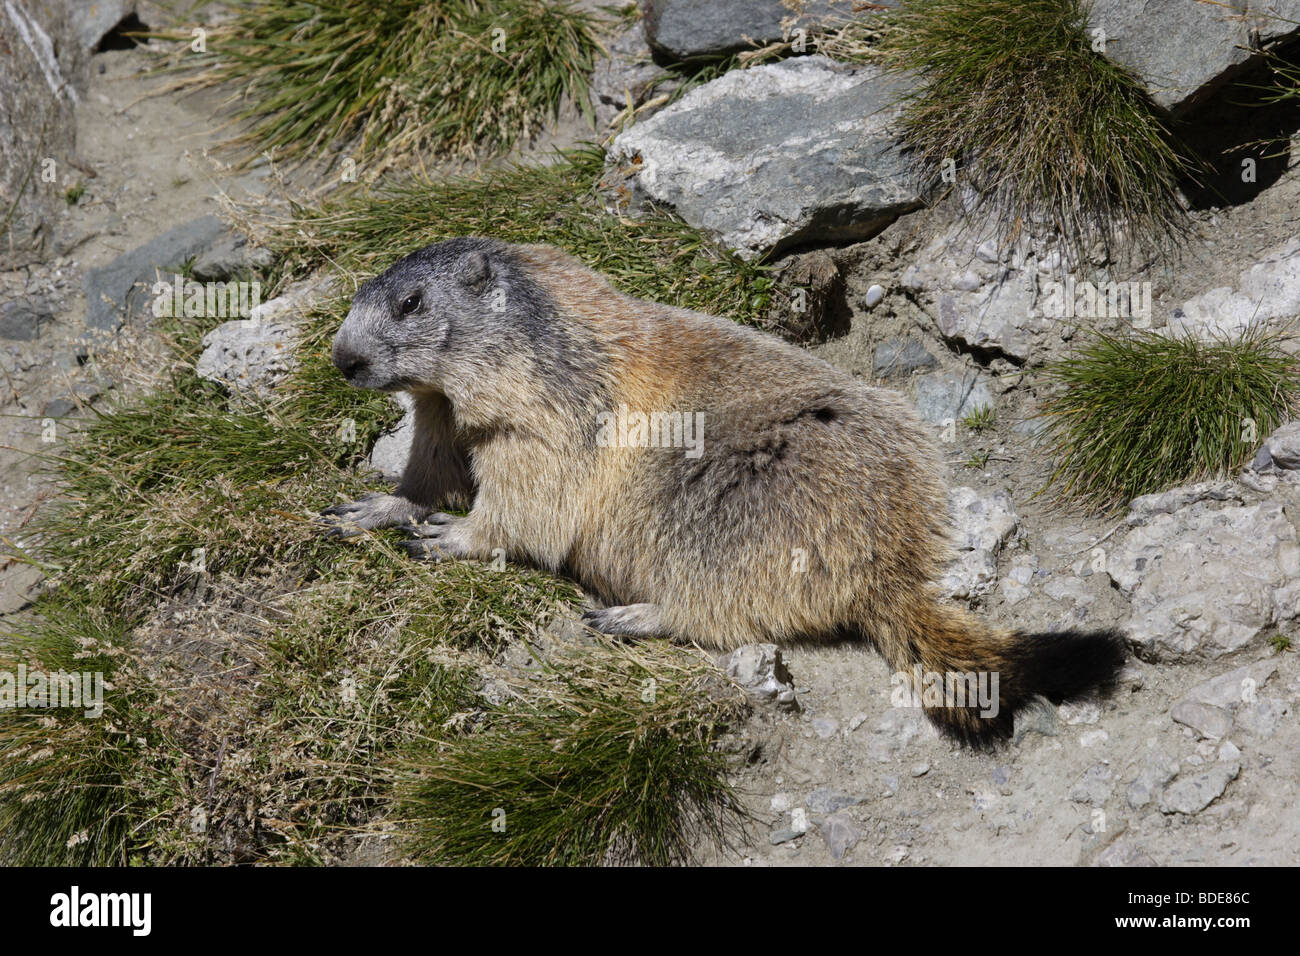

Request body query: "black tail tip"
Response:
[922, 628, 1128, 750]
[1014, 627, 1128, 704]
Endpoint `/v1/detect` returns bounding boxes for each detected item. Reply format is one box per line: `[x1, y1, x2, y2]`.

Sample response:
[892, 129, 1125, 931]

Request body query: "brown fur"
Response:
[327, 238, 1125, 746]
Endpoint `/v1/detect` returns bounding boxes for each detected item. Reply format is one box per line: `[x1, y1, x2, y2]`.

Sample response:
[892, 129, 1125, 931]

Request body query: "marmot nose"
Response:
[332, 343, 369, 382]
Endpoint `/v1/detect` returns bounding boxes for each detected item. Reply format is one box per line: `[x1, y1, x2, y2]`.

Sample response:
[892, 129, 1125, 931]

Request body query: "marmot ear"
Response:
[454, 250, 493, 293]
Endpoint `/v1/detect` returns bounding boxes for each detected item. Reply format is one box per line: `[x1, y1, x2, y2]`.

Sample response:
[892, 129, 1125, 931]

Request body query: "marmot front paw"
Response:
[397, 514, 475, 561]
[319, 492, 428, 536]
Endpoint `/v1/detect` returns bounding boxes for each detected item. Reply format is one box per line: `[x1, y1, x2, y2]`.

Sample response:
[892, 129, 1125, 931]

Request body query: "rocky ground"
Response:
[2, 0, 1298, 867]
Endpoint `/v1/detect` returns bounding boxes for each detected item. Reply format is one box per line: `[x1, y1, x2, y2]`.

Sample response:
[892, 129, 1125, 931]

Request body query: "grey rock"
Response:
[1088, 0, 1300, 114]
[70, 0, 136, 52]
[1158, 751, 1241, 815]
[991, 766, 1011, 787]
[806, 787, 862, 814]
[873, 339, 937, 378]
[1126, 753, 1179, 810]
[812, 717, 839, 738]
[0, 564, 44, 615]
[769, 827, 802, 845]
[1043, 576, 1096, 612]
[1125, 480, 1242, 523]
[939, 486, 1018, 600]
[1108, 495, 1300, 661]
[1070, 763, 1115, 804]
[41, 397, 76, 418]
[1171, 701, 1232, 740]
[1013, 698, 1060, 742]
[1096, 840, 1157, 867]
[1183, 661, 1278, 711]
[909, 371, 992, 426]
[717, 643, 798, 708]
[194, 318, 301, 398]
[191, 232, 274, 282]
[820, 811, 860, 860]
[82, 215, 227, 332]
[607, 56, 924, 260]
[640, 0, 882, 60]
[589, 23, 667, 130]
[1000, 554, 1038, 606]
[1250, 420, 1300, 473]
[900, 225, 1048, 364]
[1012, 416, 1049, 439]
[1, 0, 82, 269]
[1233, 697, 1289, 739]
[0, 299, 53, 340]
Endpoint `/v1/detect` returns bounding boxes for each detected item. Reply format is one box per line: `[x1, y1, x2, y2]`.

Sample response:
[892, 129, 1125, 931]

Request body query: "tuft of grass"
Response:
[395, 638, 747, 866]
[63, 183, 85, 206]
[962, 404, 996, 432]
[270, 146, 777, 323]
[1036, 327, 1300, 511]
[879, 0, 1195, 265]
[1269, 633, 1292, 653]
[160, 0, 603, 172]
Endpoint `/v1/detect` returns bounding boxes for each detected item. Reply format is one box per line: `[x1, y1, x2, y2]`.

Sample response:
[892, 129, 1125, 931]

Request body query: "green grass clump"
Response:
[962, 404, 995, 432]
[166, 0, 603, 171]
[273, 145, 777, 322]
[1037, 327, 1300, 511]
[879, 0, 1194, 264]
[0, 603, 172, 866]
[396, 639, 746, 866]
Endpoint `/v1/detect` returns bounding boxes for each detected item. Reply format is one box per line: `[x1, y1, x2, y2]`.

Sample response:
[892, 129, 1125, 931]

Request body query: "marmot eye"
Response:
[400, 293, 422, 315]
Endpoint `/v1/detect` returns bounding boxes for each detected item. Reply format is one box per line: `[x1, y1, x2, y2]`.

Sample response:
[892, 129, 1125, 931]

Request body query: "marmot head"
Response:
[332, 237, 535, 393]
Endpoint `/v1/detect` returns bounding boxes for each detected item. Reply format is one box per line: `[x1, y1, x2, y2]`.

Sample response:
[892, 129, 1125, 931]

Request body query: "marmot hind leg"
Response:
[581, 603, 667, 638]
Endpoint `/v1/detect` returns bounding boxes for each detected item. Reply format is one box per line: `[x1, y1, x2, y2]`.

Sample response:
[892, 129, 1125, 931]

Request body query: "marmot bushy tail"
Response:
[323, 236, 1127, 748]
[881, 595, 1127, 745]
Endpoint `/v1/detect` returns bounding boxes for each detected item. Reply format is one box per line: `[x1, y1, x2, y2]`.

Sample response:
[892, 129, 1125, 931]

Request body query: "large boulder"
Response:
[607, 55, 924, 259]
[639, 0, 886, 61]
[1088, 0, 1300, 114]
[0, 0, 83, 269]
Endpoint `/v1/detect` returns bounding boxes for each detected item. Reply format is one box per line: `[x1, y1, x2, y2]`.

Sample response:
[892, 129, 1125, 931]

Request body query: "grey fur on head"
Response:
[334, 237, 532, 393]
